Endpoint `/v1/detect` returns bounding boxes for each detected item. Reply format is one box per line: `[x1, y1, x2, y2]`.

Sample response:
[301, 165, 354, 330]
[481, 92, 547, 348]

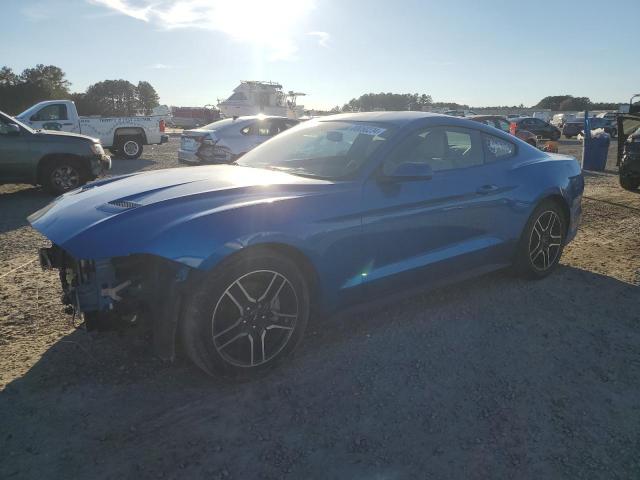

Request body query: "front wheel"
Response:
[43, 161, 87, 195]
[181, 250, 310, 380]
[514, 201, 566, 279]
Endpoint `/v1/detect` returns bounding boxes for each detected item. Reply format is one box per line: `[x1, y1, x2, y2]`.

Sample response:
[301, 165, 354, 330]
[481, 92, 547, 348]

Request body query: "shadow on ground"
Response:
[1, 265, 639, 479]
[0, 186, 52, 234]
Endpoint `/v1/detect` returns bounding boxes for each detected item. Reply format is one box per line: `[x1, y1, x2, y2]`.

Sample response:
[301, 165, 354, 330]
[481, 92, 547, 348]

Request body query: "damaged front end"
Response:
[39, 245, 194, 361]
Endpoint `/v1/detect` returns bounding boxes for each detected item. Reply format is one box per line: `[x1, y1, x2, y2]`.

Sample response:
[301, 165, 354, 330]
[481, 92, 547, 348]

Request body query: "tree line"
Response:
[535, 95, 620, 111]
[335, 92, 622, 113]
[0, 64, 160, 116]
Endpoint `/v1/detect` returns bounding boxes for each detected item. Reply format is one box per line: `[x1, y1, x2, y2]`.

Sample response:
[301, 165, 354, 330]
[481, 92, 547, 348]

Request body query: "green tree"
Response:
[0, 66, 18, 86]
[19, 64, 71, 98]
[83, 79, 138, 116]
[558, 96, 590, 111]
[136, 81, 160, 115]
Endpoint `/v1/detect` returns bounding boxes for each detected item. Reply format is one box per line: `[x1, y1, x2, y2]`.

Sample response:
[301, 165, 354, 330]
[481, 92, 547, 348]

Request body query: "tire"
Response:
[42, 160, 87, 195]
[514, 200, 566, 279]
[181, 249, 310, 380]
[116, 136, 143, 159]
[619, 175, 639, 191]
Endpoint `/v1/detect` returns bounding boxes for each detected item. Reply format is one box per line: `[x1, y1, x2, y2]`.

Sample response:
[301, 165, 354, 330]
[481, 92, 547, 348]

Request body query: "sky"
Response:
[1, 0, 639, 110]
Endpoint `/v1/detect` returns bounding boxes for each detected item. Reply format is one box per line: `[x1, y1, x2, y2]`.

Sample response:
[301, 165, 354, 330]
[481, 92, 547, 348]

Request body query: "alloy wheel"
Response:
[211, 270, 299, 368]
[528, 210, 562, 271]
[50, 165, 80, 191]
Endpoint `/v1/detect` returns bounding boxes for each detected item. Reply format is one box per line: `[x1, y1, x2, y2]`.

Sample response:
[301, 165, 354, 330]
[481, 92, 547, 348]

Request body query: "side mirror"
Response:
[2, 124, 20, 136]
[384, 162, 433, 181]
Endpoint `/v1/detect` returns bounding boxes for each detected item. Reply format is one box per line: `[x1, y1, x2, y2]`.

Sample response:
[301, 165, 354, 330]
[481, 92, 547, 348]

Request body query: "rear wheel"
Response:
[43, 160, 87, 195]
[181, 250, 310, 380]
[514, 200, 566, 279]
[116, 136, 143, 159]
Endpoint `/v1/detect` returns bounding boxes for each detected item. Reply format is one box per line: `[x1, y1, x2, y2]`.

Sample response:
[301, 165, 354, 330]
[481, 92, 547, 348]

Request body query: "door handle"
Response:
[476, 184, 499, 194]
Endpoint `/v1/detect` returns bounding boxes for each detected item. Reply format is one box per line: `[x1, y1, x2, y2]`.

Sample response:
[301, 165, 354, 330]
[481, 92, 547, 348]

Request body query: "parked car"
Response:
[16, 100, 169, 160]
[589, 117, 618, 137]
[30, 112, 583, 379]
[514, 117, 561, 140]
[563, 118, 617, 139]
[562, 120, 584, 139]
[468, 115, 537, 147]
[178, 115, 299, 165]
[0, 110, 111, 194]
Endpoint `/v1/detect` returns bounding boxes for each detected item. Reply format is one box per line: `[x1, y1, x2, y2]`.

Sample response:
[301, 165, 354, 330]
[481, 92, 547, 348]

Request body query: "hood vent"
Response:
[107, 200, 142, 209]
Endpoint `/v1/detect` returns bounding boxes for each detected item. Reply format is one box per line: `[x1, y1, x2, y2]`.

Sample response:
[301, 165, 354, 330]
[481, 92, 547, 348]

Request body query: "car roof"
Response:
[318, 111, 440, 126]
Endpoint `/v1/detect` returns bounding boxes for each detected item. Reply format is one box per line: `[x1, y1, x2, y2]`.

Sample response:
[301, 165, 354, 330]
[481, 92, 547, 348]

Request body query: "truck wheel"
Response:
[117, 136, 143, 160]
[43, 160, 87, 195]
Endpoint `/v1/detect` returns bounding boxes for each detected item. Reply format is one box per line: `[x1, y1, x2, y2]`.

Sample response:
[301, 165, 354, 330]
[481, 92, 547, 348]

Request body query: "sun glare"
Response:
[94, 0, 316, 60]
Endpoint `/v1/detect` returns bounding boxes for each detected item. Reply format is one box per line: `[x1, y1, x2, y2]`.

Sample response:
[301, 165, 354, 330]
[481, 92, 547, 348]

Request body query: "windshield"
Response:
[236, 120, 396, 179]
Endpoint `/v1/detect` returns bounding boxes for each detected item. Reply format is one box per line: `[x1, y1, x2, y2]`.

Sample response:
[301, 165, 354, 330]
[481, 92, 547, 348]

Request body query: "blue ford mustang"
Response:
[29, 112, 584, 379]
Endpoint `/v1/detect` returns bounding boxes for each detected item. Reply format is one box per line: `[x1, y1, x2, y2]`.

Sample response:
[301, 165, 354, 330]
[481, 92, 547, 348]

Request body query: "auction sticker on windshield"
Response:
[347, 125, 387, 136]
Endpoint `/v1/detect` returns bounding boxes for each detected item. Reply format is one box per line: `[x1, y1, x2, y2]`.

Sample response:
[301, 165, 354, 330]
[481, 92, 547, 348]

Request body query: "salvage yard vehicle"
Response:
[0, 110, 111, 194]
[617, 115, 640, 190]
[30, 112, 584, 379]
[178, 115, 299, 165]
[16, 100, 169, 160]
[513, 117, 561, 140]
[468, 115, 537, 147]
[563, 117, 617, 139]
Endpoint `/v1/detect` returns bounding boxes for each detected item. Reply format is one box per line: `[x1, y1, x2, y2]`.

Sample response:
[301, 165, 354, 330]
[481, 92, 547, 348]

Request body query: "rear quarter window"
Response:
[483, 133, 516, 162]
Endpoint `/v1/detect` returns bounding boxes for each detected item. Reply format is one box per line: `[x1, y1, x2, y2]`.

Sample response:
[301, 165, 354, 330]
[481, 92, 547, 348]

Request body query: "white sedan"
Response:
[178, 115, 299, 165]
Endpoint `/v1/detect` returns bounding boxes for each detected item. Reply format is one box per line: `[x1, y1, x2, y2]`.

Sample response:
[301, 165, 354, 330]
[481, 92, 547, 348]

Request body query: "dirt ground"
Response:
[1, 138, 639, 479]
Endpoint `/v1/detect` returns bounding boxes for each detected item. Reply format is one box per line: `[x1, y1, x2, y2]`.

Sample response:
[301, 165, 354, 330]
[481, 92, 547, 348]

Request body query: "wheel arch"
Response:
[190, 242, 322, 307]
[114, 127, 147, 145]
[537, 193, 571, 237]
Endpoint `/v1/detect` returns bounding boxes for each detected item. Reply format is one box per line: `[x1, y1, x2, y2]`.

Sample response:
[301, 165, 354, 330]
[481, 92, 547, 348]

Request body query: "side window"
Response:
[256, 120, 271, 136]
[483, 134, 515, 162]
[445, 129, 483, 168]
[31, 104, 68, 121]
[384, 126, 483, 173]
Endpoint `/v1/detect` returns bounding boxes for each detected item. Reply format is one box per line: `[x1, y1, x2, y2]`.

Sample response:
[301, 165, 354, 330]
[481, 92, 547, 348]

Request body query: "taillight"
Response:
[509, 122, 517, 135]
[159, 119, 165, 133]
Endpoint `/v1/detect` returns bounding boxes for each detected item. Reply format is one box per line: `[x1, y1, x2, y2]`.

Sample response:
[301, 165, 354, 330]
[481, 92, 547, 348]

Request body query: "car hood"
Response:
[33, 129, 97, 143]
[28, 165, 336, 261]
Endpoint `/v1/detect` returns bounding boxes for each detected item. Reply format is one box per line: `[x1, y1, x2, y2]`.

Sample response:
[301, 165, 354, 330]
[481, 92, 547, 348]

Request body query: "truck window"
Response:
[31, 104, 68, 122]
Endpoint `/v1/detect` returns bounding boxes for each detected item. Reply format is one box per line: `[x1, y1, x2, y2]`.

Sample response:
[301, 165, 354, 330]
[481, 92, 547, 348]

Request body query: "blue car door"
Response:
[359, 124, 514, 297]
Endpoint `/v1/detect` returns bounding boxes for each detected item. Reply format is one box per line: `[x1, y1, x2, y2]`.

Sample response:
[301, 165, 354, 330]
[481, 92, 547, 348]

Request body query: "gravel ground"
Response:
[1, 137, 639, 479]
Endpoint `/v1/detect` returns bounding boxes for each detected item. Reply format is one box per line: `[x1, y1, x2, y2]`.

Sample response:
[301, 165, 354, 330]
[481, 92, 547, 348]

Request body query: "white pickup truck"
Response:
[16, 100, 169, 159]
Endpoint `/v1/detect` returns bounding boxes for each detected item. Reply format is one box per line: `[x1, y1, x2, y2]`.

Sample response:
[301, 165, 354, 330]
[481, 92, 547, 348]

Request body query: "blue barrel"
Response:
[583, 134, 610, 171]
